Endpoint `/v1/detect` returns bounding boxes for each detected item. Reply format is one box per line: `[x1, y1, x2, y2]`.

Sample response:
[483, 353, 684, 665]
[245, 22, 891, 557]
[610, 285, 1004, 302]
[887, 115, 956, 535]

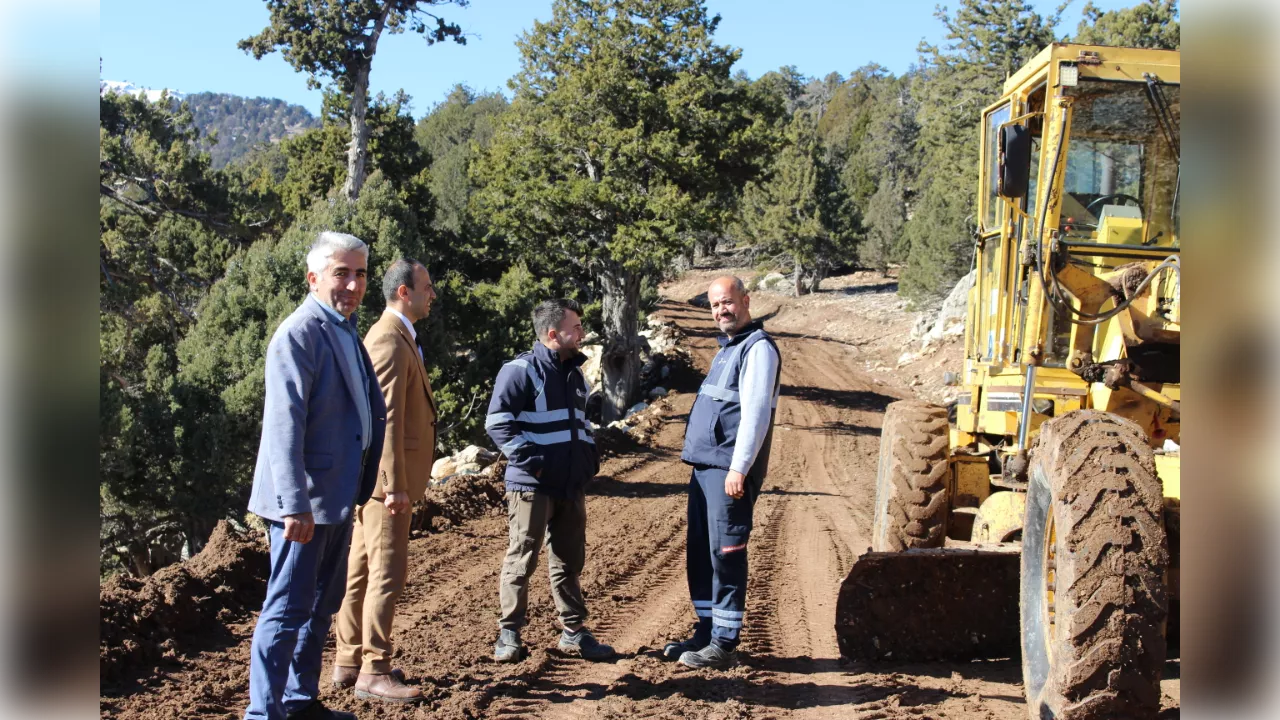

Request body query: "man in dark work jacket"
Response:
[484, 298, 615, 663]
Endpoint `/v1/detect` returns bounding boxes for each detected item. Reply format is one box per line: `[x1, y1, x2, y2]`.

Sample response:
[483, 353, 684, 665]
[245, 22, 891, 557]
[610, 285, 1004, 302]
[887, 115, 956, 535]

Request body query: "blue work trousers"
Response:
[686, 465, 764, 649]
[244, 519, 353, 720]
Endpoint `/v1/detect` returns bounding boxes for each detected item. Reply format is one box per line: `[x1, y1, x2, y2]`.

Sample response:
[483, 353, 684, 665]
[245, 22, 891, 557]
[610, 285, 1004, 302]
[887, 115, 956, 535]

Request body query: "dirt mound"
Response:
[100, 521, 268, 693]
[414, 460, 508, 533]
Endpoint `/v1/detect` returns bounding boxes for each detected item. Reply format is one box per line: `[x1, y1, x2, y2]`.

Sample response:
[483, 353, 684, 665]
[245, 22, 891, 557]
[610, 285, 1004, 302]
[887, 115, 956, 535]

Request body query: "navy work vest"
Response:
[681, 321, 781, 473]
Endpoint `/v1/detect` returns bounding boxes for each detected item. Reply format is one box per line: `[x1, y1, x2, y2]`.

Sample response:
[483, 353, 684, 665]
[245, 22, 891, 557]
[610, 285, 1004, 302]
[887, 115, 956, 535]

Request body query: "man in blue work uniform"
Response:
[485, 298, 615, 663]
[667, 275, 782, 670]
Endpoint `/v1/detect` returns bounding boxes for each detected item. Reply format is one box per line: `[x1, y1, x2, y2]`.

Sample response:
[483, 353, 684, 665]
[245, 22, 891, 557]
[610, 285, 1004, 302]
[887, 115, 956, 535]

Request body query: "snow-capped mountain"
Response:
[100, 80, 185, 103]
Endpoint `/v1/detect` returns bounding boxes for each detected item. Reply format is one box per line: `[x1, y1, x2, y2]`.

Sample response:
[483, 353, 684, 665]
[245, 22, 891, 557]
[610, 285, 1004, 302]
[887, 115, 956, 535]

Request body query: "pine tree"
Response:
[900, 0, 1059, 303]
[99, 89, 269, 574]
[473, 0, 780, 421]
[1073, 0, 1179, 49]
[859, 78, 919, 275]
[737, 113, 856, 295]
[239, 1, 467, 202]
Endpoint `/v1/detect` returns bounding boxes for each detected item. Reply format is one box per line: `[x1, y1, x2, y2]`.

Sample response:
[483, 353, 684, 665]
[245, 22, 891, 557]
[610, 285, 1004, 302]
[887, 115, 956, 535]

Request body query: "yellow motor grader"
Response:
[835, 44, 1180, 720]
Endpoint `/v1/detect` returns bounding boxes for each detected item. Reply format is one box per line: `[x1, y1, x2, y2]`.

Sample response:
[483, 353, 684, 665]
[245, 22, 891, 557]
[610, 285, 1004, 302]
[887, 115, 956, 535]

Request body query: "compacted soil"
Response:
[101, 270, 1179, 719]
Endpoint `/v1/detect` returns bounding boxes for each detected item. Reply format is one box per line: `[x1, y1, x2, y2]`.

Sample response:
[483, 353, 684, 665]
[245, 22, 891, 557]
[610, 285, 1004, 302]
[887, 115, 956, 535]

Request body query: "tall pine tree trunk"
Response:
[340, 5, 390, 202]
[792, 256, 805, 297]
[342, 63, 372, 202]
[599, 268, 641, 423]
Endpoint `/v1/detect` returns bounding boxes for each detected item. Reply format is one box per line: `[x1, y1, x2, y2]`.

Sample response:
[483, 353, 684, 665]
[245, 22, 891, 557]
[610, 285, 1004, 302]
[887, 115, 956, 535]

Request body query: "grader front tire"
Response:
[1021, 410, 1169, 720]
[872, 400, 950, 552]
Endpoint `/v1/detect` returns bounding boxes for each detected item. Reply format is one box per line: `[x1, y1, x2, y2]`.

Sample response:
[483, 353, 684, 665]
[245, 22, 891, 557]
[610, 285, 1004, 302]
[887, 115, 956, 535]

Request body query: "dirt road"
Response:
[102, 273, 1179, 719]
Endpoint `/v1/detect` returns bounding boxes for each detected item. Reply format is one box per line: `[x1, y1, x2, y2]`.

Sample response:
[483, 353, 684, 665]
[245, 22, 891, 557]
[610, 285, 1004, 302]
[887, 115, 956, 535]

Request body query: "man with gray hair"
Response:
[244, 231, 387, 720]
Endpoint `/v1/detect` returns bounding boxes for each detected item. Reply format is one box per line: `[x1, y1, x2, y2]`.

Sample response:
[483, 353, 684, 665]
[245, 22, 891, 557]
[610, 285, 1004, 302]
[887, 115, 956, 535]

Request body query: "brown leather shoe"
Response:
[331, 665, 359, 689]
[354, 671, 423, 704]
[332, 665, 405, 689]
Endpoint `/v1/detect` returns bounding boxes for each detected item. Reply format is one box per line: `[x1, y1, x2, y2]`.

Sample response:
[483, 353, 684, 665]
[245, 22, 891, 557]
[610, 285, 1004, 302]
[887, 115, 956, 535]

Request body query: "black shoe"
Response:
[662, 635, 708, 661]
[678, 643, 737, 670]
[494, 629, 523, 663]
[286, 700, 357, 720]
[558, 627, 615, 660]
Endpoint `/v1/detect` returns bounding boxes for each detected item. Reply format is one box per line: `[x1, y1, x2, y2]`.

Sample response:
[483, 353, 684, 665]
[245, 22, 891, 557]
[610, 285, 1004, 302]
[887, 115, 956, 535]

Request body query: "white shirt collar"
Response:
[385, 308, 417, 342]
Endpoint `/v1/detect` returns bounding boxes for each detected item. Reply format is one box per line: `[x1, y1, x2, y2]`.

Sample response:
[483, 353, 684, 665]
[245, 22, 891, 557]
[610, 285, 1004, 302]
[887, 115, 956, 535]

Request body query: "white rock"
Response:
[625, 402, 648, 419]
[608, 420, 629, 431]
[455, 445, 497, 467]
[581, 345, 603, 388]
[1163, 439, 1180, 452]
[454, 462, 484, 475]
[760, 272, 787, 289]
[431, 457, 459, 479]
[648, 386, 668, 399]
[920, 269, 974, 349]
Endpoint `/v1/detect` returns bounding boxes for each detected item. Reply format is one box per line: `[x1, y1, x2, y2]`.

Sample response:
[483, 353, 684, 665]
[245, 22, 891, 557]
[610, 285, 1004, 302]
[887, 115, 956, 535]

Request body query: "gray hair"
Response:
[306, 231, 369, 274]
[532, 298, 583, 341]
[382, 257, 425, 302]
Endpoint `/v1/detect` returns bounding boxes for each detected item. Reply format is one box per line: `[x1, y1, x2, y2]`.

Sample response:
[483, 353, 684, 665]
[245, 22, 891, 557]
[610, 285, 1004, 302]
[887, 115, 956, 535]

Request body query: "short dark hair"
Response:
[382, 258, 425, 303]
[532, 298, 582, 340]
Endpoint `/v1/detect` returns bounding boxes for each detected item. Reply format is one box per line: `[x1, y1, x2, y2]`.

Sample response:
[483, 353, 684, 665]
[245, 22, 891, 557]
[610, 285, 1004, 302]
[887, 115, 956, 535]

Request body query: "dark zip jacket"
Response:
[485, 341, 600, 496]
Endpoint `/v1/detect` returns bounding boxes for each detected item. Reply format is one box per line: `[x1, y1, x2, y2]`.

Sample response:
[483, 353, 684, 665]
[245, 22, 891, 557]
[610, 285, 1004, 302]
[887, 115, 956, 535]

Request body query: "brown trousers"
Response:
[335, 499, 411, 674]
[499, 490, 589, 632]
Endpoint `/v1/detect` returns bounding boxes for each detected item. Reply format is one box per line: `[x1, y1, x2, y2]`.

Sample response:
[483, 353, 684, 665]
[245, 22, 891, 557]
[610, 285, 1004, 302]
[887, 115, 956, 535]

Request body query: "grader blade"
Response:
[835, 545, 1021, 662]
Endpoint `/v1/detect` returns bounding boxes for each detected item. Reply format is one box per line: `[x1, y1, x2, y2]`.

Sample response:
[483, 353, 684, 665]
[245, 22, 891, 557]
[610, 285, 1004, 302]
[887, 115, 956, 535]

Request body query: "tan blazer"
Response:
[364, 311, 437, 502]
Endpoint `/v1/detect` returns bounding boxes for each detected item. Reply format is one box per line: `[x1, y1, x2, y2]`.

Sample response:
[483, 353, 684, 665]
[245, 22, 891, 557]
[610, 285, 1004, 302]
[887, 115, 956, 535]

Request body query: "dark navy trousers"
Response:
[245, 519, 353, 720]
[686, 465, 764, 649]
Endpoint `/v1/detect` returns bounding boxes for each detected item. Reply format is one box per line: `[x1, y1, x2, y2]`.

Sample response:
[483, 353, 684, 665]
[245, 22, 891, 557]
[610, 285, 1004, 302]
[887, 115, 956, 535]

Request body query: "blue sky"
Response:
[101, 0, 1135, 118]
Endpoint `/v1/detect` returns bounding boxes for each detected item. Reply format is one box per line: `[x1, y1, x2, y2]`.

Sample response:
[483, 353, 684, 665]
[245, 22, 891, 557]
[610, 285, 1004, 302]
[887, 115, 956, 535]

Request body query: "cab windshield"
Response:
[1057, 79, 1180, 245]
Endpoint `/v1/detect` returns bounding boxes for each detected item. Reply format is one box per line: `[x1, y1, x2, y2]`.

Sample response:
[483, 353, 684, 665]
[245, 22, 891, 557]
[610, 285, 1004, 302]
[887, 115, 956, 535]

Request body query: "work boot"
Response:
[662, 635, 709, 661]
[331, 665, 359, 689]
[285, 700, 357, 720]
[332, 665, 405, 689]
[558, 627, 615, 660]
[354, 671, 423, 704]
[494, 629, 523, 663]
[678, 642, 737, 670]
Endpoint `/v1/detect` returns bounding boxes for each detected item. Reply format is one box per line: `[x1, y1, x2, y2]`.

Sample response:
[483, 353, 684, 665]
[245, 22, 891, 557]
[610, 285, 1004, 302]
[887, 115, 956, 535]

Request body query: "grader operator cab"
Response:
[835, 45, 1179, 720]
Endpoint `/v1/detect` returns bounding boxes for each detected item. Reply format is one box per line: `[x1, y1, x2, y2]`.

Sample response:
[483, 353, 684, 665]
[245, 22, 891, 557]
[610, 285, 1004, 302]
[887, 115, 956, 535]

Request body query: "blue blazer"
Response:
[248, 296, 388, 525]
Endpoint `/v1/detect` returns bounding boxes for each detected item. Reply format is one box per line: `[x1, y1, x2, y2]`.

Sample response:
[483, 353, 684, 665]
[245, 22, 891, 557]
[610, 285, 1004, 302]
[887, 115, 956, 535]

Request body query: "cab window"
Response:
[982, 103, 1012, 231]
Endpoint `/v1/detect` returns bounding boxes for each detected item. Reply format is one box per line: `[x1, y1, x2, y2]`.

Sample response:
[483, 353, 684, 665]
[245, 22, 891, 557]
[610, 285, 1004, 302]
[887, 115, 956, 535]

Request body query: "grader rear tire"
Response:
[872, 400, 950, 552]
[1021, 410, 1169, 720]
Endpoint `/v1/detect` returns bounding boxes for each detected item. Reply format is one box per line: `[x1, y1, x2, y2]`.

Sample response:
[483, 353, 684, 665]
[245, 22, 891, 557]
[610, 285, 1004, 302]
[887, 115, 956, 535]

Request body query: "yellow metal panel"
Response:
[972, 491, 1027, 543]
[951, 455, 992, 508]
[1099, 215, 1144, 246]
[1004, 44, 1180, 95]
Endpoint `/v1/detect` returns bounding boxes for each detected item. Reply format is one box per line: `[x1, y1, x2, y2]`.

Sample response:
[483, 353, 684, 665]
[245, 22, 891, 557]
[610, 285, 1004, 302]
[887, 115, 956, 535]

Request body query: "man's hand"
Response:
[725, 470, 746, 500]
[384, 490, 411, 516]
[283, 512, 316, 544]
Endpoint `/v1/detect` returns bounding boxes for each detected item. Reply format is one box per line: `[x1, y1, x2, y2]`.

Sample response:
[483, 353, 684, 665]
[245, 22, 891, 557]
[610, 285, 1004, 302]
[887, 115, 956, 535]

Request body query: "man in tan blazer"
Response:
[332, 258, 437, 704]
